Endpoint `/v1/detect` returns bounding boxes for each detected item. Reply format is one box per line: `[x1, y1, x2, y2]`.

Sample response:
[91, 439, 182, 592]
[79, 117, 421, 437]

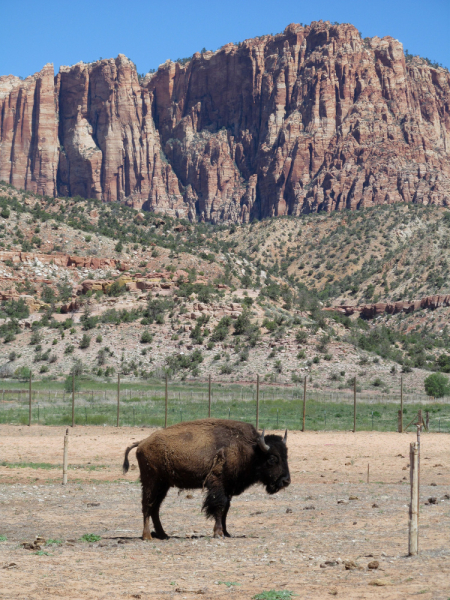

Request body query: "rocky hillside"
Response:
[218, 202, 450, 306]
[0, 21, 449, 223]
[0, 183, 449, 394]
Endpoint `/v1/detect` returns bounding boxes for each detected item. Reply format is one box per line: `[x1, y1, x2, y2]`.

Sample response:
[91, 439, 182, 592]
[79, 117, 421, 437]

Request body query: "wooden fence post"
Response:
[418, 409, 423, 429]
[353, 377, 357, 433]
[408, 441, 419, 555]
[116, 373, 120, 427]
[256, 375, 260, 430]
[28, 371, 32, 427]
[72, 374, 75, 428]
[62, 428, 69, 486]
[400, 376, 403, 432]
[302, 376, 307, 432]
[208, 374, 211, 419]
[165, 375, 168, 429]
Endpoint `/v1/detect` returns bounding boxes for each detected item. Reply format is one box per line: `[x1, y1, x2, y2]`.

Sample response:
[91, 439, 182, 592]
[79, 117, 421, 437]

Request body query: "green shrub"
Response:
[140, 330, 153, 344]
[436, 354, 450, 373]
[190, 322, 204, 345]
[30, 330, 42, 346]
[233, 310, 251, 335]
[80, 307, 98, 330]
[424, 373, 450, 398]
[295, 330, 308, 344]
[14, 366, 31, 381]
[106, 280, 126, 297]
[143, 298, 173, 324]
[240, 348, 249, 362]
[210, 317, 231, 342]
[57, 281, 73, 302]
[0, 298, 29, 320]
[79, 334, 91, 349]
[41, 285, 55, 304]
[80, 533, 101, 543]
[253, 590, 294, 600]
[3, 331, 15, 343]
[262, 319, 277, 332]
[165, 349, 203, 374]
[71, 359, 84, 377]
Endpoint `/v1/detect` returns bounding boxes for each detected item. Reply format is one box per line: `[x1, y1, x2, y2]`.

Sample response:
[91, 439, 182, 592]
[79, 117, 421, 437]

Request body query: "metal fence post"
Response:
[165, 375, 168, 428]
[28, 371, 32, 427]
[72, 373, 75, 428]
[62, 428, 69, 485]
[408, 441, 419, 555]
[116, 373, 120, 427]
[353, 377, 357, 433]
[302, 376, 306, 432]
[400, 376, 404, 433]
[208, 374, 211, 418]
[256, 374, 260, 430]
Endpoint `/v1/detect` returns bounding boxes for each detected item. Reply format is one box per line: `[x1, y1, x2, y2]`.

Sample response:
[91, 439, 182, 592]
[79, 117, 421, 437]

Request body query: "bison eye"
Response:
[268, 455, 278, 465]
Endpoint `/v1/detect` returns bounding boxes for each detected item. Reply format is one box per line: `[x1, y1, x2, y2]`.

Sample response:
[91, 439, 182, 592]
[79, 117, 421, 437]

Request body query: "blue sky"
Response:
[1, 0, 449, 78]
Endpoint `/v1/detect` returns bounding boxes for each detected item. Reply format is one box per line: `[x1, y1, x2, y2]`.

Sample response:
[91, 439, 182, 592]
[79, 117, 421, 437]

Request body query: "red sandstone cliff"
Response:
[0, 64, 58, 196]
[0, 21, 449, 221]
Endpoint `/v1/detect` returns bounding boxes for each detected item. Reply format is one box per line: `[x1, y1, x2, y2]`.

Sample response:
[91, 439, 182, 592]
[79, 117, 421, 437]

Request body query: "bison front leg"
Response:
[203, 485, 229, 538]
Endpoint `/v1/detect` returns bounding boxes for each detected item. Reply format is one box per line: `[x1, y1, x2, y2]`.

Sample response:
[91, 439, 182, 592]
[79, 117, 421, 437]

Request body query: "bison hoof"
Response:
[151, 531, 169, 540]
[223, 531, 231, 538]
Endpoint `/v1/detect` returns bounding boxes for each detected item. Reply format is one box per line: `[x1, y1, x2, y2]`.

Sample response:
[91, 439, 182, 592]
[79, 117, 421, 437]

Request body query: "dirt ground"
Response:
[1, 425, 449, 600]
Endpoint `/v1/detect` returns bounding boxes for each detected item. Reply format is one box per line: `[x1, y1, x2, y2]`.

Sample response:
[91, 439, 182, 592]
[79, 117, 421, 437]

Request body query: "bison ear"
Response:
[283, 429, 288, 445]
[257, 429, 270, 453]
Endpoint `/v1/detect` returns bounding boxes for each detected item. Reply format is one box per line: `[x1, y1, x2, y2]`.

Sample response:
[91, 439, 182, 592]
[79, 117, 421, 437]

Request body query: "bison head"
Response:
[256, 430, 290, 494]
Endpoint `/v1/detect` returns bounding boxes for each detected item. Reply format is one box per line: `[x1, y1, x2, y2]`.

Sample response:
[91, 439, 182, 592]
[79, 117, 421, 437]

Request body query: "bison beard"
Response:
[122, 418, 290, 539]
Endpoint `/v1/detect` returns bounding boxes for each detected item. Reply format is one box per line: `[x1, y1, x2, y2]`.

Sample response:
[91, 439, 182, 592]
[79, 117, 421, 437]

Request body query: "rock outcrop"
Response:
[0, 251, 120, 269]
[330, 294, 450, 318]
[1, 21, 449, 221]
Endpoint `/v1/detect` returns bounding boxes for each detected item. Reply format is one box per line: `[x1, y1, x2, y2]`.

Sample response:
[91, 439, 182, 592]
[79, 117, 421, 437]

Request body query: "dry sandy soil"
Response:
[1, 425, 450, 600]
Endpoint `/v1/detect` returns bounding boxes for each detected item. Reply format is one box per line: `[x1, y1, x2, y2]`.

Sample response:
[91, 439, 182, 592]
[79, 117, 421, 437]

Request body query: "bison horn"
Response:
[283, 429, 288, 445]
[258, 430, 270, 453]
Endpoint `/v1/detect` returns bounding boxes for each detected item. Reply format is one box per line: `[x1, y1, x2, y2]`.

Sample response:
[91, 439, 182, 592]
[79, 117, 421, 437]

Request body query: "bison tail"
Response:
[122, 442, 140, 475]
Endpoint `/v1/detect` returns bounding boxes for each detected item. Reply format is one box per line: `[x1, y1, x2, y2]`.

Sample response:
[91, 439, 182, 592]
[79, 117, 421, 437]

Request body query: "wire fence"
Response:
[1, 376, 450, 432]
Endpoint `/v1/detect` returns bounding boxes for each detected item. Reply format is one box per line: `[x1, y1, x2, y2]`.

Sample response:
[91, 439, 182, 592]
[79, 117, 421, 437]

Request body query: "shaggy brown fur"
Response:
[123, 419, 290, 539]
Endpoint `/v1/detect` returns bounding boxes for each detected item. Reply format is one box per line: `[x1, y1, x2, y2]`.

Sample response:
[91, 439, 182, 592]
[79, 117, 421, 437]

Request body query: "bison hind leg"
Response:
[202, 485, 229, 538]
[222, 497, 232, 537]
[142, 481, 169, 541]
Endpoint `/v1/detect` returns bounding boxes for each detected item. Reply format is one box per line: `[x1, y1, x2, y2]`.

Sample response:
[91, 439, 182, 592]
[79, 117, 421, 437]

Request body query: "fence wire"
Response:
[1, 378, 449, 432]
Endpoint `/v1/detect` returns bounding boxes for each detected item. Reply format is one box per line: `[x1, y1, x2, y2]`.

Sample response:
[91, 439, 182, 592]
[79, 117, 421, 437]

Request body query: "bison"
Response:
[122, 418, 290, 539]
